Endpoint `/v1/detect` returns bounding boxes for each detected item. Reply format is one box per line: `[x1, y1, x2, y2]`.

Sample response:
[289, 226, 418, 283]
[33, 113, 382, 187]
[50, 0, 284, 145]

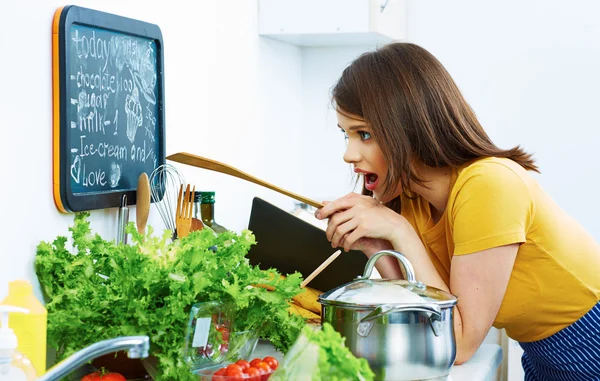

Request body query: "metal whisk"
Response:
[149, 163, 186, 236]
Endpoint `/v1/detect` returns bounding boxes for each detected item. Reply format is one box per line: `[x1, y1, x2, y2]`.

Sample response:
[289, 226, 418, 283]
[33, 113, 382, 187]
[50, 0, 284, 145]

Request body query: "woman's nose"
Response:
[343, 141, 361, 164]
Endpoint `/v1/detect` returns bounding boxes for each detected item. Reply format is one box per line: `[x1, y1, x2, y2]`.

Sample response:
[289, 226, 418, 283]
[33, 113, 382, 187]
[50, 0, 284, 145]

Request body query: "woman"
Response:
[316, 42, 600, 380]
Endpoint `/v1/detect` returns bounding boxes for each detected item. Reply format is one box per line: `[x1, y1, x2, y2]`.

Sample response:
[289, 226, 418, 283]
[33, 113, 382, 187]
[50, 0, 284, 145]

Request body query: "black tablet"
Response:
[246, 197, 368, 293]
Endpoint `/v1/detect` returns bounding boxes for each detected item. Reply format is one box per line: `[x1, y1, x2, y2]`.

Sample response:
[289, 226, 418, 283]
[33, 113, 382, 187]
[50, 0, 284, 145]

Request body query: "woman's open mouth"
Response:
[354, 167, 380, 191]
[364, 173, 379, 191]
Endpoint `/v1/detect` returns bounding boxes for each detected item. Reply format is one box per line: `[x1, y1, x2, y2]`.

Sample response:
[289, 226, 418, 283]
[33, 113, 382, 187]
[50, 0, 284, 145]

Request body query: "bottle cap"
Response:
[193, 191, 202, 203]
[0, 305, 29, 350]
[200, 192, 215, 204]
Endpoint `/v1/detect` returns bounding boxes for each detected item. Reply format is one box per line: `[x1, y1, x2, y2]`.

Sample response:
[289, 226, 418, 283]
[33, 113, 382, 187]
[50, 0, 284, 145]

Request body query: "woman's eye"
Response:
[340, 130, 349, 140]
[359, 131, 371, 141]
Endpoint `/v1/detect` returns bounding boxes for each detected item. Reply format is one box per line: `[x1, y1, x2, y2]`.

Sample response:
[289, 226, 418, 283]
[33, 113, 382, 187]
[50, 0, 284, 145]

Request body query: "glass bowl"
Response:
[223, 330, 260, 362]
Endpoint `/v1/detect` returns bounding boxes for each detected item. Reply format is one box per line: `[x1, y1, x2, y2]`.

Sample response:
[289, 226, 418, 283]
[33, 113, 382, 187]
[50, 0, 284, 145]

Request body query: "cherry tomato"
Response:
[255, 362, 272, 381]
[225, 370, 246, 381]
[236, 359, 250, 371]
[214, 368, 227, 375]
[81, 371, 126, 381]
[255, 361, 271, 372]
[225, 364, 244, 375]
[211, 367, 227, 381]
[249, 358, 263, 368]
[244, 367, 261, 381]
[216, 325, 230, 341]
[263, 356, 279, 370]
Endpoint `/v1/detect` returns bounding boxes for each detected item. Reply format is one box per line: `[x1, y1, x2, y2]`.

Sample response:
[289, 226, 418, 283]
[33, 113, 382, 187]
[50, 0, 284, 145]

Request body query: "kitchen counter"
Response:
[253, 340, 503, 381]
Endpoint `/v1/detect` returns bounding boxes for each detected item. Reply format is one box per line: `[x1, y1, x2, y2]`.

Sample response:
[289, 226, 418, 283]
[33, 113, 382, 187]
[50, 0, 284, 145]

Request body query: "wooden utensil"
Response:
[176, 184, 195, 239]
[166, 152, 324, 209]
[301, 250, 342, 288]
[136, 172, 151, 234]
[191, 217, 204, 232]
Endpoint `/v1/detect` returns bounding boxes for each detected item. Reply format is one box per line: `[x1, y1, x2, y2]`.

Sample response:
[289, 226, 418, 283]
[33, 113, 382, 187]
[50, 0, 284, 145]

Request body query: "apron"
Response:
[519, 301, 600, 381]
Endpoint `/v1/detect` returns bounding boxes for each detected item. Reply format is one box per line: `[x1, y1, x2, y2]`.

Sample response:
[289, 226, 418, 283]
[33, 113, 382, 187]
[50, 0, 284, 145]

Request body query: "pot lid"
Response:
[318, 250, 457, 308]
[319, 278, 456, 308]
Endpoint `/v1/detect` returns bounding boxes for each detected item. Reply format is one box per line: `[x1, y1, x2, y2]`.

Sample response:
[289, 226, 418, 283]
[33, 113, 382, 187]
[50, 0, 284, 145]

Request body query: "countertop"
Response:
[253, 340, 503, 381]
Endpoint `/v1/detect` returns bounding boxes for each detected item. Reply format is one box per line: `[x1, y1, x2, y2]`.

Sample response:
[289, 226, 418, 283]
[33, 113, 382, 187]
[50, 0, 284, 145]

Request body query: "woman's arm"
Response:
[449, 244, 517, 363]
[355, 239, 404, 279]
[317, 192, 518, 364]
[390, 221, 517, 364]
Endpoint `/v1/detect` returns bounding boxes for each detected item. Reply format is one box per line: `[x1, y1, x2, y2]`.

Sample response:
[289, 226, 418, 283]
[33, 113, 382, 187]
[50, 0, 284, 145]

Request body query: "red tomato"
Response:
[225, 364, 243, 374]
[81, 371, 126, 381]
[244, 367, 261, 381]
[216, 325, 230, 341]
[249, 358, 263, 368]
[225, 364, 244, 380]
[255, 361, 271, 373]
[263, 356, 279, 370]
[236, 359, 250, 371]
[255, 362, 272, 381]
[214, 367, 227, 375]
[211, 366, 227, 381]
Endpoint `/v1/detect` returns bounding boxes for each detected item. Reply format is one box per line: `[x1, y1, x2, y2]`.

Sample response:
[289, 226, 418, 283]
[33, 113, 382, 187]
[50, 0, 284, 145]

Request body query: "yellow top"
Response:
[401, 157, 600, 342]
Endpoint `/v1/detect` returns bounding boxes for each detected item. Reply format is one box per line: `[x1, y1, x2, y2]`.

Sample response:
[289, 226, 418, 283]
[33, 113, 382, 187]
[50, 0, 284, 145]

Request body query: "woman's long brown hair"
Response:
[331, 42, 538, 208]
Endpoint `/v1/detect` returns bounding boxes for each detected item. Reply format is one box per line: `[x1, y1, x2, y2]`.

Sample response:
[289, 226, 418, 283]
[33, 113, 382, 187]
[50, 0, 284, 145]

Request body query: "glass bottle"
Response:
[199, 192, 227, 233]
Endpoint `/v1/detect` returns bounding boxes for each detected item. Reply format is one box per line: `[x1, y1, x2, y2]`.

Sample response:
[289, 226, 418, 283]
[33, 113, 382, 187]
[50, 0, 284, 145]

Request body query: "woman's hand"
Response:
[315, 193, 409, 252]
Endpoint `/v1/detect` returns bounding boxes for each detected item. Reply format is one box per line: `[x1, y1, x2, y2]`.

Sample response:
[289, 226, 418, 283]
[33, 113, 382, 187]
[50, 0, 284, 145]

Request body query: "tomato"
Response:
[216, 325, 230, 341]
[224, 364, 244, 380]
[81, 371, 126, 381]
[236, 359, 250, 371]
[214, 368, 227, 375]
[225, 364, 243, 374]
[244, 366, 261, 381]
[211, 367, 226, 380]
[255, 362, 272, 381]
[255, 361, 271, 373]
[263, 356, 278, 370]
[249, 358, 263, 368]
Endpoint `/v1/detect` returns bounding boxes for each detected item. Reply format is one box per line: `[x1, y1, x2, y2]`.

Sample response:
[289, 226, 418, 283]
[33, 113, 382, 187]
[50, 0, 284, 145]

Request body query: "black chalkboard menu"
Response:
[52, 5, 165, 212]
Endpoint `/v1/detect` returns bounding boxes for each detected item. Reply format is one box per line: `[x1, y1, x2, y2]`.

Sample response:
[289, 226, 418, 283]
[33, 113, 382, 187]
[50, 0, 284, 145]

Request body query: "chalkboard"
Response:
[53, 5, 165, 212]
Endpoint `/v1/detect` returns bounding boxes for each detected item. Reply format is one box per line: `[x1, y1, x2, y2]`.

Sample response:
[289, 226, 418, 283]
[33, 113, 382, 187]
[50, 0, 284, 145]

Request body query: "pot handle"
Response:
[357, 250, 418, 283]
[357, 303, 443, 337]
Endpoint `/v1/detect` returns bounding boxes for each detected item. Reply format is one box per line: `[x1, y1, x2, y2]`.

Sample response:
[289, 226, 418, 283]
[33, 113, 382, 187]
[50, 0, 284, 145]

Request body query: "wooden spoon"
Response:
[166, 152, 324, 209]
[136, 172, 151, 234]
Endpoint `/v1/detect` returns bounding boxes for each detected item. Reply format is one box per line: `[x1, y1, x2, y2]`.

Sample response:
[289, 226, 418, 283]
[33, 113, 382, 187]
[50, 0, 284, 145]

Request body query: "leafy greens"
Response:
[35, 212, 305, 380]
[271, 323, 375, 381]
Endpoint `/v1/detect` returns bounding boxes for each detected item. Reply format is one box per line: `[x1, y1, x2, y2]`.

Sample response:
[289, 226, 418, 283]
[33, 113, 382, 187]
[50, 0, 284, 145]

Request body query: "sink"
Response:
[37, 336, 150, 381]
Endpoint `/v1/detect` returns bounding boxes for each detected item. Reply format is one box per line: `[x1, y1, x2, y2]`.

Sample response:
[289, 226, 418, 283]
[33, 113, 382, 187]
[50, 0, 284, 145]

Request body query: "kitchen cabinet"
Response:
[258, 0, 406, 47]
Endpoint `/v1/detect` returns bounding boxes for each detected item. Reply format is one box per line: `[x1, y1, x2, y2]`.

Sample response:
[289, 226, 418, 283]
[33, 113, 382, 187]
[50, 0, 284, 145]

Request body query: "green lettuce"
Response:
[271, 323, 375, 381]
[35, 212, 305, 380]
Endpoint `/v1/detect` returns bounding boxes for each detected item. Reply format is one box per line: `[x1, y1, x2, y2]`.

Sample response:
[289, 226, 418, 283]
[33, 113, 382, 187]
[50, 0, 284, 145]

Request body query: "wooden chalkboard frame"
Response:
[52, 5, 165, 212]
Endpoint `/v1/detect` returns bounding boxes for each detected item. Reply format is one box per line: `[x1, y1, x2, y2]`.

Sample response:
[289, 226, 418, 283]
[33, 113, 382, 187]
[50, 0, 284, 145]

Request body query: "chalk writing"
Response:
[67, 24, 160, 194]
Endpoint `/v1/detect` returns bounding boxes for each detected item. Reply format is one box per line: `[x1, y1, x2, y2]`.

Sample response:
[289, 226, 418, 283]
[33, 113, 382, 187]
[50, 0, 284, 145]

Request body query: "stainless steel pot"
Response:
[318, 250, 458, 381]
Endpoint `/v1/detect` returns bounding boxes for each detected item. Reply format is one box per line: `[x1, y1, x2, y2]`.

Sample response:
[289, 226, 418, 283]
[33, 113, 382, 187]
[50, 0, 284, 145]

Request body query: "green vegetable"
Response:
[271, 323, 375, 381]
[35, 212, 305, 380]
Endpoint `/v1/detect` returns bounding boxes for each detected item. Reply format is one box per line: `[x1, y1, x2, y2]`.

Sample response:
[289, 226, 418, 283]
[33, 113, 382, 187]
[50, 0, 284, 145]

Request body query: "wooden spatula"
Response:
[136, 172, 151, 234]
[166, 152, 324, 209]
